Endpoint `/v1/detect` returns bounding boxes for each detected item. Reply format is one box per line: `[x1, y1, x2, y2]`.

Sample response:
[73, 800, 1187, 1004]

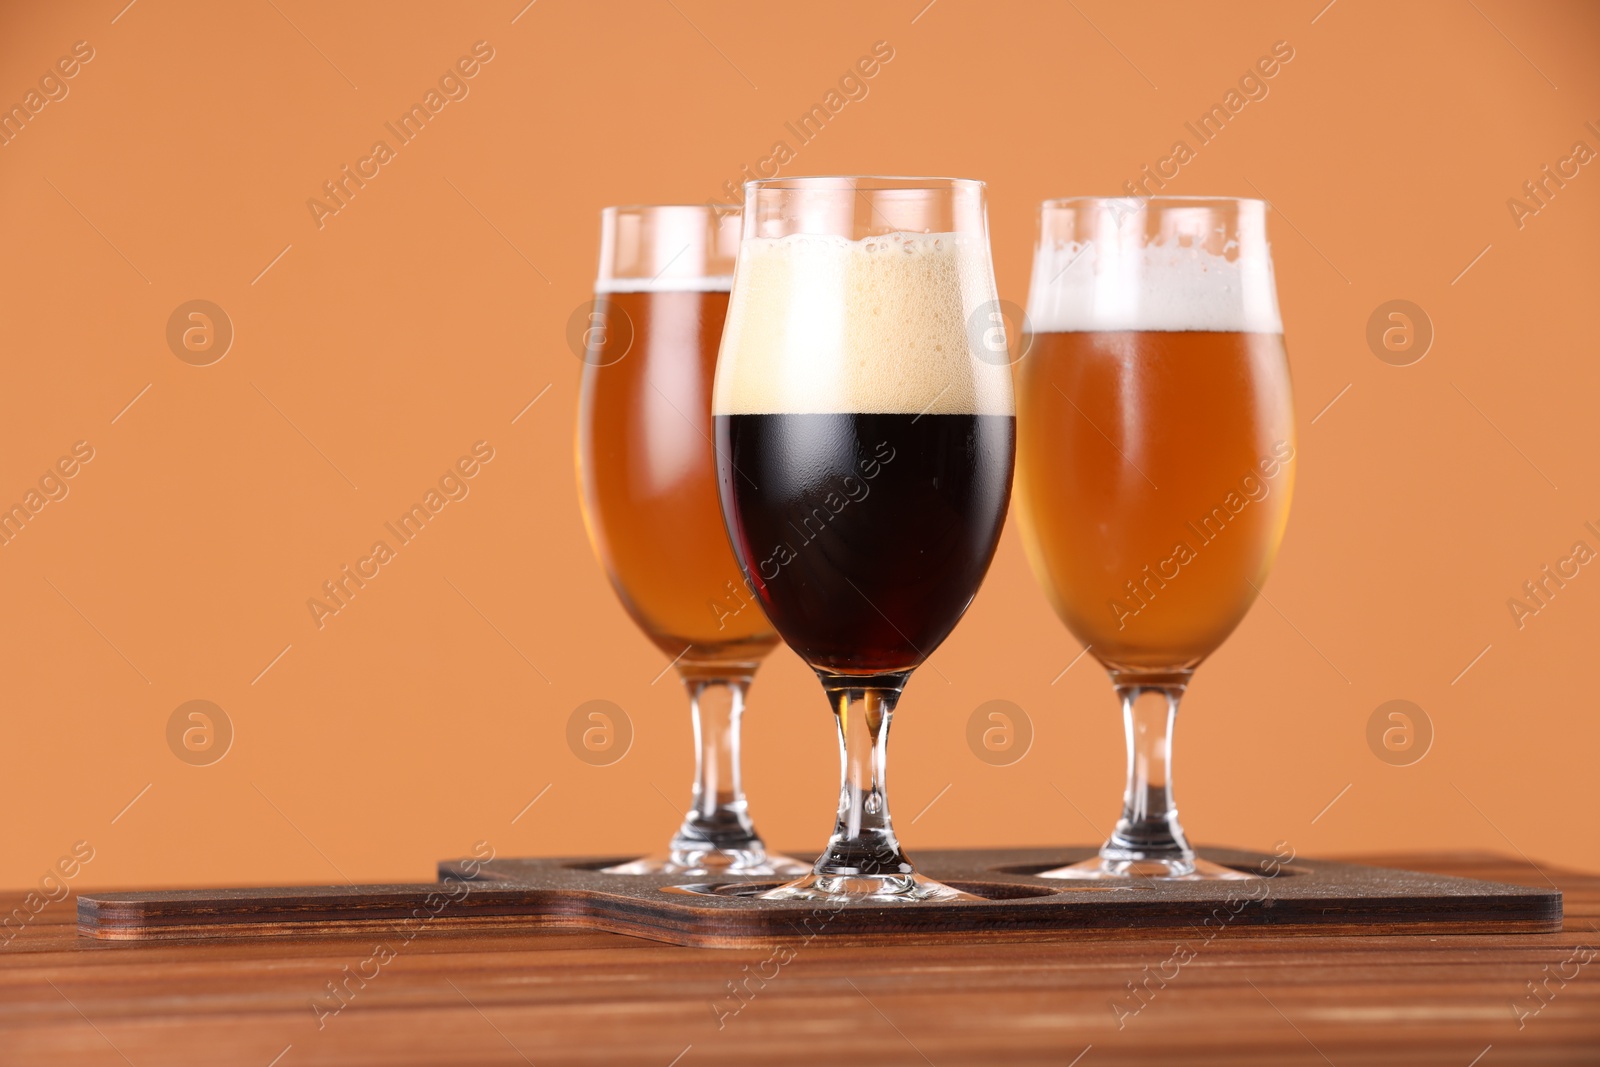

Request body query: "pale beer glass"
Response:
[1016, 197, 1295, 880]
[576, 205, 805, 876]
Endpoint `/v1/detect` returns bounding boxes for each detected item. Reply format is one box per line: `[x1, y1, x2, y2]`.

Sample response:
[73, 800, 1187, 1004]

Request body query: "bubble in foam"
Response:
[713, 232, 1014, 416]
[1027, 239, 1283, 334]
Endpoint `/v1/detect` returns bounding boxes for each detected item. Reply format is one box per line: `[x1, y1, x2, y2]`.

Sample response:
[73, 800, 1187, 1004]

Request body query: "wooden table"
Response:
[1, 852, 1595, 1065]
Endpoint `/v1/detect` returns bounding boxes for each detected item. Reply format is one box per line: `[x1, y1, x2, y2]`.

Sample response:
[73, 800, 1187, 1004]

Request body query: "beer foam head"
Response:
[1028, 239, 1282, 333]
[713, 232, 1014, 416]
[595, 275, 733, 294]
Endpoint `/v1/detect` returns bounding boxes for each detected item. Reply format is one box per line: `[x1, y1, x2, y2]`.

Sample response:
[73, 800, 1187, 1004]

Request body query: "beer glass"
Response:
[576, 204, 804, 876]
[714, 177, 1015, 903]
[1016, 197, 1295, 879]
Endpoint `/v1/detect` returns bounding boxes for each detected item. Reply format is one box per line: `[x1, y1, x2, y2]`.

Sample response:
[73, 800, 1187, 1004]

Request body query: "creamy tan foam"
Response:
[713, 232, 1014, 416]
[1028, 240, 1282, 333]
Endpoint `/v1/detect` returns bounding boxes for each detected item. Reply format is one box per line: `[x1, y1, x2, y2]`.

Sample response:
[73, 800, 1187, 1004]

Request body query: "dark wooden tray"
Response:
[77, 846, 1561, 948]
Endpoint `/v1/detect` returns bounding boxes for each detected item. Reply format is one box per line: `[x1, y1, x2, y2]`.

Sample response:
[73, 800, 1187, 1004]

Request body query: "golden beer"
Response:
[573, 204, 797, 877]
[1016, 195, 1295, 880]
[1016, 328, 1294, 673]
[578, 287, 777, 669]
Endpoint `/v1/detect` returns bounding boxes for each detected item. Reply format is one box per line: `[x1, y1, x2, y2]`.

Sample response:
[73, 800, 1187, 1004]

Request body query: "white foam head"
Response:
[595, 275, 733, 294]
[713, 232, 1015, 416]
[1028, 204, 1282, 333]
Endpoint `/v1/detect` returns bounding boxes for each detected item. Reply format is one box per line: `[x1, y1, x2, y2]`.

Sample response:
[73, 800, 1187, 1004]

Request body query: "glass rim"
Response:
[1040, 195, 1268, 211]
[745, 175, 986, 193]
[601, 203, 738, 216]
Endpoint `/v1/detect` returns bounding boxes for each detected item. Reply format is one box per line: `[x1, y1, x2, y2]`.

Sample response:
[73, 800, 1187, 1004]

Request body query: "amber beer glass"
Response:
[1016, 197, 1295, 879]
[715, 178, 1015, 903]
[576, 205, 803, 876]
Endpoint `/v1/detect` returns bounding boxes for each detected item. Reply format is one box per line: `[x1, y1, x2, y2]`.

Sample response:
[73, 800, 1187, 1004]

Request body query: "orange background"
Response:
[1, 0, 1595, 892]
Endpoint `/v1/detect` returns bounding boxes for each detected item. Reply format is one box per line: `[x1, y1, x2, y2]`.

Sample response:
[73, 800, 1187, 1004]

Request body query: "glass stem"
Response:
[669, 676, 765, 860]
[812, 677, 914, 879]
[1103, 678, 1194, 864]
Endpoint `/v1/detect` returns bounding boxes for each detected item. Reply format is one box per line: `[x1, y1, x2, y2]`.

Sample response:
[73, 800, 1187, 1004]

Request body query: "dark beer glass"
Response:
[1016, 197, 1295, 879]
[714, 178, 1015, 903]
[577, 205, 804, 876]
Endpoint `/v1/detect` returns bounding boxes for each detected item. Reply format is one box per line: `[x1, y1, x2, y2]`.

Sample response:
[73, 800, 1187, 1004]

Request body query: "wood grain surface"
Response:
[2, 853, 1596, 1065]
[75, 848, 1563, 946]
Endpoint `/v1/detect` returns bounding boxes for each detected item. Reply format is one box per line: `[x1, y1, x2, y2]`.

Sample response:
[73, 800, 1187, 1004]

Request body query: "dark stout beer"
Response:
[710, 179, 1012, 903]
[713, 228, 1015, 679]
[716, 411, 1013, 675]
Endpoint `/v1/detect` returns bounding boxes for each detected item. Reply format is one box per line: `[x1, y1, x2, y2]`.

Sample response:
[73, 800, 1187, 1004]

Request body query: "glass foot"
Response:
[1037, 855, 1258, 881]
[756, 872, 979, 903]
[602, 849, 810, 877]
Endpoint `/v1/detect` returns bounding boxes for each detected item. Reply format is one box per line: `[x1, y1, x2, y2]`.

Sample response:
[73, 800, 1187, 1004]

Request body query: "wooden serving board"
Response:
[77, 847, 1561, 948]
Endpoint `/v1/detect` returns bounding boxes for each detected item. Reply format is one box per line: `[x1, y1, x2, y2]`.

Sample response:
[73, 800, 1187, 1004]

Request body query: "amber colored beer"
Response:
[578, 288, 777, 667]
[1016, 329, 1295, 672]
